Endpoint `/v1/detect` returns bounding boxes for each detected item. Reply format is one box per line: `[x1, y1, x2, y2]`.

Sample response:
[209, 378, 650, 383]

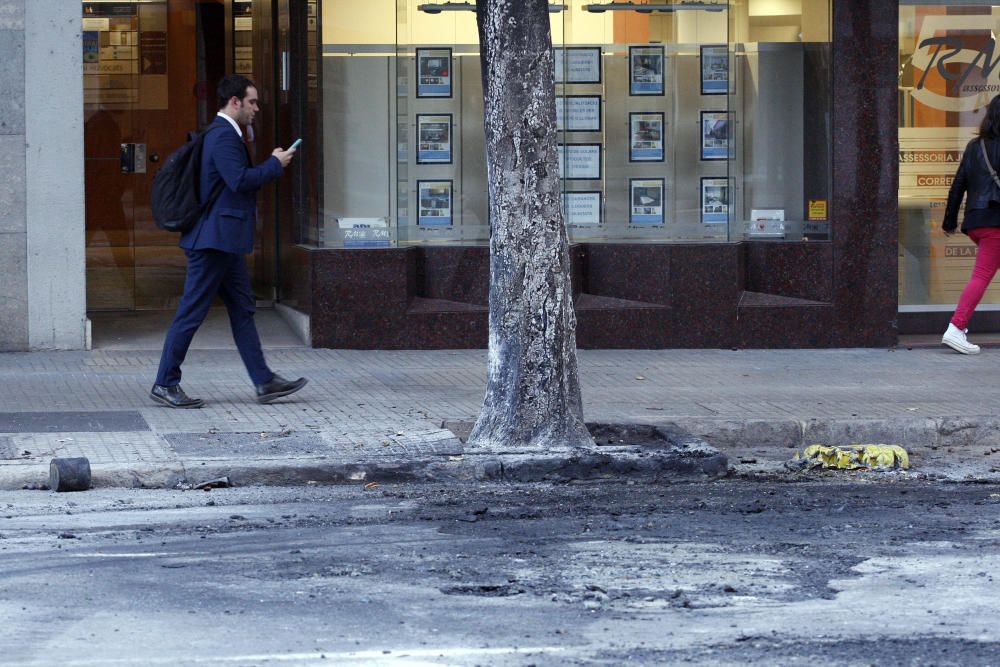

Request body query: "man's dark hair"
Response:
[217, 74, 256, 110]
[979, 94, 1000, 141]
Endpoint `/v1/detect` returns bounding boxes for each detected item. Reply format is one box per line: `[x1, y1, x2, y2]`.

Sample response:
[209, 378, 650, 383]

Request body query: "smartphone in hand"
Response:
[289, 138, 303, 150]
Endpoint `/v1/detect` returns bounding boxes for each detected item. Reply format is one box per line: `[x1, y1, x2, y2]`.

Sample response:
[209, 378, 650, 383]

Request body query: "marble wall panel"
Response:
[829, 0, 899, 347]
[418, 247, 490, 305]
[745, 241, 834, 303]
[583, 244, 673, 305]
[311, 248, 414, 349]
[668, 244, 742, 348]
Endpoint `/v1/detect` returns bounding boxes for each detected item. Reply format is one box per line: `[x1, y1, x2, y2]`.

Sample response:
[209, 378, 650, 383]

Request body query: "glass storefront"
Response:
[313, 0, 832, 248]
[899, 2, 1000, 311]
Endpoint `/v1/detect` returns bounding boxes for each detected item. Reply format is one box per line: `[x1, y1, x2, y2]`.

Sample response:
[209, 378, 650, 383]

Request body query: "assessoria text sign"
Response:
[899, 150, 962, 164]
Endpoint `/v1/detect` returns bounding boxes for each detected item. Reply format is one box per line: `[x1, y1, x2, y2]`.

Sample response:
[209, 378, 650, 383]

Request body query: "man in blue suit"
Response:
[151, 74, 306, 409]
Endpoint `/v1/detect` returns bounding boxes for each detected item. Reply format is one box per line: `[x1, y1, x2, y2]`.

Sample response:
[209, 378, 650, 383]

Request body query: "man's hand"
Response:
[272, 146, 297, 168]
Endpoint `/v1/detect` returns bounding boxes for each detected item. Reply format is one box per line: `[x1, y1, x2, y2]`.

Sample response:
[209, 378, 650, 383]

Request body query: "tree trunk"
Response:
[469, 0, 593, 450]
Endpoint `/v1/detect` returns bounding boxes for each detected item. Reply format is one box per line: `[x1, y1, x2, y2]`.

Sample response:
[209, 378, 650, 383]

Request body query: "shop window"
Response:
[899, 3, 1000, 310]
[315, 0, 831, 248]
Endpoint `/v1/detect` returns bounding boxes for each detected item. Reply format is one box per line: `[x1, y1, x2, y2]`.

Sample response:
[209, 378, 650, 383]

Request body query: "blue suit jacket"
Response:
[179, 116, 284, 255]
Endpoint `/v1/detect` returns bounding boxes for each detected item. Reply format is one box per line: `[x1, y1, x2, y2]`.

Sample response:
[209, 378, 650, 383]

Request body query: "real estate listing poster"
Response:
[558, 144, 602, 180]
[700, 177, 728, 224]
[629, 45, 664, 96]
[630, 178, 665, 225]
[416, 114, 452, 164]
[700, 111, 729, 160]
[554, 47, 601, 84]
[417, 180, 453, 226]
[416, 48, 452, 98]
[700, 45, 728, 95]
[556, 96, 602, 133]
[563, 191, 602, 226]
[629, 112, 664, 162]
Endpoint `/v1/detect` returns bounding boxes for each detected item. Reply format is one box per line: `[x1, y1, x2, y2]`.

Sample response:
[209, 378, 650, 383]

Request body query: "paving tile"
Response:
[164, 431, 331, 458]
[0, 411, 149, 433]
[8, 432, 172, 464]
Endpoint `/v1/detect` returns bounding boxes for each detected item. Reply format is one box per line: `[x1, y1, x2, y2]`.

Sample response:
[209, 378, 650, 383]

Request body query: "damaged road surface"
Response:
[1, 479, 999, 665]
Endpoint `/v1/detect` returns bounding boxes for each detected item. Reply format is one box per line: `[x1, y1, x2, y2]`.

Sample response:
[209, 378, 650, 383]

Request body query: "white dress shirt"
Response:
[216, 111, 243, 138]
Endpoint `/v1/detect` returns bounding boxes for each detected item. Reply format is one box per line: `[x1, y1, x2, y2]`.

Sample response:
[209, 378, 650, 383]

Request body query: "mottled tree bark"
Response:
[469, 0, 593, 450]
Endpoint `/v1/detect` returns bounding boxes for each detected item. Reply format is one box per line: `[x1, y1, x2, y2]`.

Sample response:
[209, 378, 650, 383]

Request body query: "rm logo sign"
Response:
[912, 16, 1000, 112]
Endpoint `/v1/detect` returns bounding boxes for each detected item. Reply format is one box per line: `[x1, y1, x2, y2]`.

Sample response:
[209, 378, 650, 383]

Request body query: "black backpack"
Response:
[151, 126, 225, 233]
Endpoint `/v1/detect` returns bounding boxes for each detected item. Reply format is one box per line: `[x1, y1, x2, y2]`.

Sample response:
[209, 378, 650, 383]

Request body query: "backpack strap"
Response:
[198, 125, 228, 210]
[980, 138, 1000, 190]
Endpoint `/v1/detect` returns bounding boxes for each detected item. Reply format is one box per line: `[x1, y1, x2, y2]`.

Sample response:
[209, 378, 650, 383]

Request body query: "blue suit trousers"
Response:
[155, 249, 273, 387]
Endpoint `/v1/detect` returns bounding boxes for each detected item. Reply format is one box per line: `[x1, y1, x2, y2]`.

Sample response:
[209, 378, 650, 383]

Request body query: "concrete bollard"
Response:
[49, 457, 92, 492]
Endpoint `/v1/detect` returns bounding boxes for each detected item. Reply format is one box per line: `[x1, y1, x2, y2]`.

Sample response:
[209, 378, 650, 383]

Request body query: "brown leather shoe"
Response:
[255, 374, 308, 404]
[150, 384, 204, 409]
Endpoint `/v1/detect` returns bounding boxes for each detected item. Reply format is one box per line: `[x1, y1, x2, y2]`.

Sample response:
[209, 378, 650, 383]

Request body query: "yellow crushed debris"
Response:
[792, 444, 910, 471]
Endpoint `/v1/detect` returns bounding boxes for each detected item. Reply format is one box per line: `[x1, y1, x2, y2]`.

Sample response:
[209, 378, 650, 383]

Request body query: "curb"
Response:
[6, 414, 1000, 490]
[653, 416, 1000, 451]
[0, 425, 729, 490]
[0, 462, 188, 491]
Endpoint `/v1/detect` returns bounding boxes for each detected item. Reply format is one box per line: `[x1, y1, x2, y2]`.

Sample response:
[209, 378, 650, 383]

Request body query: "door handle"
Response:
[119, 143, 147, 173]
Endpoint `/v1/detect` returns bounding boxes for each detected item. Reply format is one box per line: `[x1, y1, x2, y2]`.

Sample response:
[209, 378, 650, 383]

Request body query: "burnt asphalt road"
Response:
[1, 477, 999, 666]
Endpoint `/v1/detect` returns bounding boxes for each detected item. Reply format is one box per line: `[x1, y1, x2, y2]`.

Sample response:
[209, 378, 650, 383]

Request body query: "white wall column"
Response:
[25, 0, 86, 350]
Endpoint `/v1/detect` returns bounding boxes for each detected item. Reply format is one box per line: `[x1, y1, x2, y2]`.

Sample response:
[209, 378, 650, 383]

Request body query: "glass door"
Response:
[83, 1, 143, 310]
[84, 0, 264, 312]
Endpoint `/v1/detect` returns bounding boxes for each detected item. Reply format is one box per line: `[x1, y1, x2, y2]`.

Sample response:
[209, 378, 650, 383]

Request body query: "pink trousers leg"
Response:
[952, 227, 1000, 329]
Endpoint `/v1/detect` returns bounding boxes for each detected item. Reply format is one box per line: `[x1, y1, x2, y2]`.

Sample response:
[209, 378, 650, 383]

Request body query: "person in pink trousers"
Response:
[942, 94, 1000, 355]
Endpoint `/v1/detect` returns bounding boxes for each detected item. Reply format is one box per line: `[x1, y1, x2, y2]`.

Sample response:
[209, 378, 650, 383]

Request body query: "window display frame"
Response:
[415, 113, 453, 165]
[415, 47, 453, 99]
[563, 190, 603, 227]
[628, 45, 665, 96]
[628, 111, 665, 163]
[416, 179, 454, 227]
[629, 178, 666, 226]
[700, 177, 728, 224]
[556, 95, 602, 133]
[699, 44, 728, 96]
[558, 143, 603, 181]
[554, 46, 602, 84]
[700, 110, 729, 161]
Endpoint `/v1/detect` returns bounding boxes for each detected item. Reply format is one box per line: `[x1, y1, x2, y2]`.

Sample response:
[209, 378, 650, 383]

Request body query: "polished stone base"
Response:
[300, 241, 893, 349]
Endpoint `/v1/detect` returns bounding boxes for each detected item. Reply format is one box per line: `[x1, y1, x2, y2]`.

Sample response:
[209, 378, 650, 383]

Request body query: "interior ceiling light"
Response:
[419, 2, 568, 13]
[584, 2, 727, 12]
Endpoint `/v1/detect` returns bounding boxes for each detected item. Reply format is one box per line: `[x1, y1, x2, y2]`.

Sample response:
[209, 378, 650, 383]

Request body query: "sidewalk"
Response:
[3, 312, 1000, 487]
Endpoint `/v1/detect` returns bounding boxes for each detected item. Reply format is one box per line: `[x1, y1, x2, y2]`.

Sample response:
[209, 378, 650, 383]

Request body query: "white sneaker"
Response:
[942, 323, 981, 355]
